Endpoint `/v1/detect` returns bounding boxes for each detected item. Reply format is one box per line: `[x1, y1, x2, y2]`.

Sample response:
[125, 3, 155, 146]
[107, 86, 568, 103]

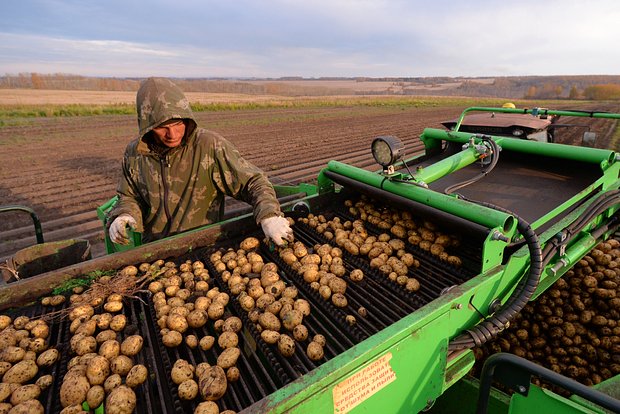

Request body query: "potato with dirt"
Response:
[8, 399, 44, 414]
[86, 355, 110, 385]
[120, 335, 144, 357]
[2, 359, 38, 384]
[86, 385, 105, 410]
[217, 347, 241, 369]
[199, 365, 228, 401]
[106, 385, 137, 414]
[178, 379, 199, 400]
[60, 374, 90, 407]
[125, 364, 148, 388]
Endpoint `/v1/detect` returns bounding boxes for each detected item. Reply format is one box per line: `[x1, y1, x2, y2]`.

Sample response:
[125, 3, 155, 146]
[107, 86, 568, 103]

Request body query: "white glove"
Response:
[260, 215, 294, 246]
[109, 214, 137, 245]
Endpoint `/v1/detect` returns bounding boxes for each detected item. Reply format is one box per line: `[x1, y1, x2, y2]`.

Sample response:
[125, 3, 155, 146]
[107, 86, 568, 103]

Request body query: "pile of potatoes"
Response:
[0, 314, 56, 413]
[59, 278, 148, 414]
[475, 239, 620, 391]
[299, 213, 421, 293]
[169, 359, 236, 414]
[210, 237, 327, 362]
[146, 259, 245, 409]
[342, 196, 463, 268]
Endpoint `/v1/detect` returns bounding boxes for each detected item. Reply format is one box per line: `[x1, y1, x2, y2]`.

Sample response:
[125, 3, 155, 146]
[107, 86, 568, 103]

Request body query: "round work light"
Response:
[371, 136, 404, 169]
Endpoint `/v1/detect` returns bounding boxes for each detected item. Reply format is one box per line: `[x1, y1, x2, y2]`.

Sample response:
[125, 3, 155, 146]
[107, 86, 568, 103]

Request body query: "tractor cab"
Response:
[441, 103, 559, 143]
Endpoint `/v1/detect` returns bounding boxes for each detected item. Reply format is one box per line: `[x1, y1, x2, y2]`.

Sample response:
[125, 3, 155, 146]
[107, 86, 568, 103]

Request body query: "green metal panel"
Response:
[509, 385, 606, 414]
[428, 376, 510, 414]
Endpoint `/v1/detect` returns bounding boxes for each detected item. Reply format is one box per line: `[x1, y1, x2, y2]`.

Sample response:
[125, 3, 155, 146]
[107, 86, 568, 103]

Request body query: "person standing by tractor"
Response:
[107, 77, 294, 247]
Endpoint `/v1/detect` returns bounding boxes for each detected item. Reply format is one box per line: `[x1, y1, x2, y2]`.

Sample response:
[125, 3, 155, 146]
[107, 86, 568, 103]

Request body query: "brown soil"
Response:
[1, 103, 618, 262]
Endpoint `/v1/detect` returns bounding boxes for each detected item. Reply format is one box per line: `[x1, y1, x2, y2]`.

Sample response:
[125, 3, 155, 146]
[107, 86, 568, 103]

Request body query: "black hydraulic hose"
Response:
[541, 191, 620, 267]
[448, 202, 542, 351]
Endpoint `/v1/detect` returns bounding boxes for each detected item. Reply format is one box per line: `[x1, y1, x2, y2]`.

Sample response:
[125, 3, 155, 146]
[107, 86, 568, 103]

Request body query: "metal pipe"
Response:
[453, 106, 620, 132]
[323, 170, 490, 240]
[477, 353, 620, 414]
[325, 160, 515, 232]
[410, 142, 481, 184]
[0, 205, 44, 244]
[422, 128, 617, 166]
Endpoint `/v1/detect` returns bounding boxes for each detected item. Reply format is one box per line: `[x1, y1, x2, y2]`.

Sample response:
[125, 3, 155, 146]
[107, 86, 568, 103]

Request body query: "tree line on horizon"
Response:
[1, 73, 620, 100]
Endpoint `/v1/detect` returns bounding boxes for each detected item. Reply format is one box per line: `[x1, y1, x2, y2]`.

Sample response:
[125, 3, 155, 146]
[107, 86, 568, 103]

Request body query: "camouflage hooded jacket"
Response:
[108, 77, 281, 242]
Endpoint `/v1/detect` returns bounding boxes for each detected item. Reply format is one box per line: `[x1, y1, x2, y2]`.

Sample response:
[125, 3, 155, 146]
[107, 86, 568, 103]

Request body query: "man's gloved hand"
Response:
[109, 214, 137, 245]
[260, 215, 294, 246]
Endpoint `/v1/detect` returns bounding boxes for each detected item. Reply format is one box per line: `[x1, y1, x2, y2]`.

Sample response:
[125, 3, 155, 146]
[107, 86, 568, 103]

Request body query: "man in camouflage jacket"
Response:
[107, 77, 293, 245]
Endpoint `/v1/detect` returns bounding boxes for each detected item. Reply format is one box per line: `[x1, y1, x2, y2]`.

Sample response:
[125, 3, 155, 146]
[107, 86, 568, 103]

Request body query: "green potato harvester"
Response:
[1, 107, 619, 414]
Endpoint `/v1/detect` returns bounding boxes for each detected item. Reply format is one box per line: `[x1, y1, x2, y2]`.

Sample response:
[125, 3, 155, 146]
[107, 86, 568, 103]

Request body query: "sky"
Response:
[1, 0, 619, 79]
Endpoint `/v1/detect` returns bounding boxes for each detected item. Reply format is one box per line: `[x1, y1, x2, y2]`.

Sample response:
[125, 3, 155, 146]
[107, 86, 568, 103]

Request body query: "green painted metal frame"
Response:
[29, 106, 620, 413]
[241, 109, 620, 413]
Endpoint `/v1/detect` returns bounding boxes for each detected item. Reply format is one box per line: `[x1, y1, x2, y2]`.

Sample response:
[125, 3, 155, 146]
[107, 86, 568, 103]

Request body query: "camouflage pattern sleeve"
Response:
[210, 134, 281, 224]
[107, 152, 145, 232]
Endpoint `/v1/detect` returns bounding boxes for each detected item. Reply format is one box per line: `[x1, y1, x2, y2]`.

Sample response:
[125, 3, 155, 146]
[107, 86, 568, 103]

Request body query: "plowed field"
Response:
[1, 103, 618, 262]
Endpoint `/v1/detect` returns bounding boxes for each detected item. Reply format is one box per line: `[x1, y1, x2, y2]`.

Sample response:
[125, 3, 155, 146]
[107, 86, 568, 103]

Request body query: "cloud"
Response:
[1, 0, 619, 77]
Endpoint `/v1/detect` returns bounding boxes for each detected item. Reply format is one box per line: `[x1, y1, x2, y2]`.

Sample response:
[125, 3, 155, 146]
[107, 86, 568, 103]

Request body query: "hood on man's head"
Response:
[136, 77, 196, 139]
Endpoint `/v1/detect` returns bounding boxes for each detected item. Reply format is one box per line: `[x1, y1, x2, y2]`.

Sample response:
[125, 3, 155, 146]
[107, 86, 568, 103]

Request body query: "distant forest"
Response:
[2, 73, 620, 100]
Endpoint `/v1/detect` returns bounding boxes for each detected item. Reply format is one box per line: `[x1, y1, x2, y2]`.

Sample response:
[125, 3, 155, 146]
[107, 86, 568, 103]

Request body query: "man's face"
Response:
[152, 119, 186, 148]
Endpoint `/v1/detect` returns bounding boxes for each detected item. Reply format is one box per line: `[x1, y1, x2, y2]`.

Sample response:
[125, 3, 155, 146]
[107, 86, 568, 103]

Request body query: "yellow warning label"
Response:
[333, 353, 396, 413]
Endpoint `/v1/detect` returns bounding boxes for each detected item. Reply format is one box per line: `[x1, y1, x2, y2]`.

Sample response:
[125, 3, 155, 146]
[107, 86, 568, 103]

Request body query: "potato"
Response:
[104, 301, 123, 313]
[109, 315, 127, 332]
[277, 334, 296, 357]
[331, 293, 348, 308]
[69, 305, 95, 322]
[109, 355, 133, 376]
[166, 313, 189, 333]
[1, 346, 25, 364]
[258, 312, 280, 331]
[120, 335, 143, 357]
[222, 316, 242, 333]
[86, 385, 105, 409]
[0, 402, 10, 414]
[281, 309, 303, 331]
[307, 341, 324, 361]
[35, 374, 53, 390]
[162, 331, 183, 348]
[10, 383, 40, 405]
[96, 330, 117, 344]
[349, 269, 364, 282]
[178, 379, 199, 400]
[30, 323, 49, 340]
[0, 363, 10, 377]
[86, 355, 110, 385]
[293, 324, 309, 342]
[36, 348, 59, 367]
[226, 366, 240, 382]
[185, 334, 199, 349]
[199, 335, 215, 351]
[261, 330, 280, 345]
[125, 364, 148, 388]
[60, 374, 90, 407]
[8, 399, 44, 414]
[98, 340, 120, 360]
[0, 316, 11, 331]
[96, 313, 113, 330]
[0, 383, 10, 402]
[207, 303, 225, 320]
[186, 310, 208, 329]
[171, 360, 194, 385]
[217, 332, 239, 350]
[2, 360, 38, 384]
[195, 401, 220, 414]
[199, 366, 227, 401]
[217, 347, 240, 369]
[240, 237, 260, 251]
[106, 385, 136, 414]
[103, 373, 122, 393]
